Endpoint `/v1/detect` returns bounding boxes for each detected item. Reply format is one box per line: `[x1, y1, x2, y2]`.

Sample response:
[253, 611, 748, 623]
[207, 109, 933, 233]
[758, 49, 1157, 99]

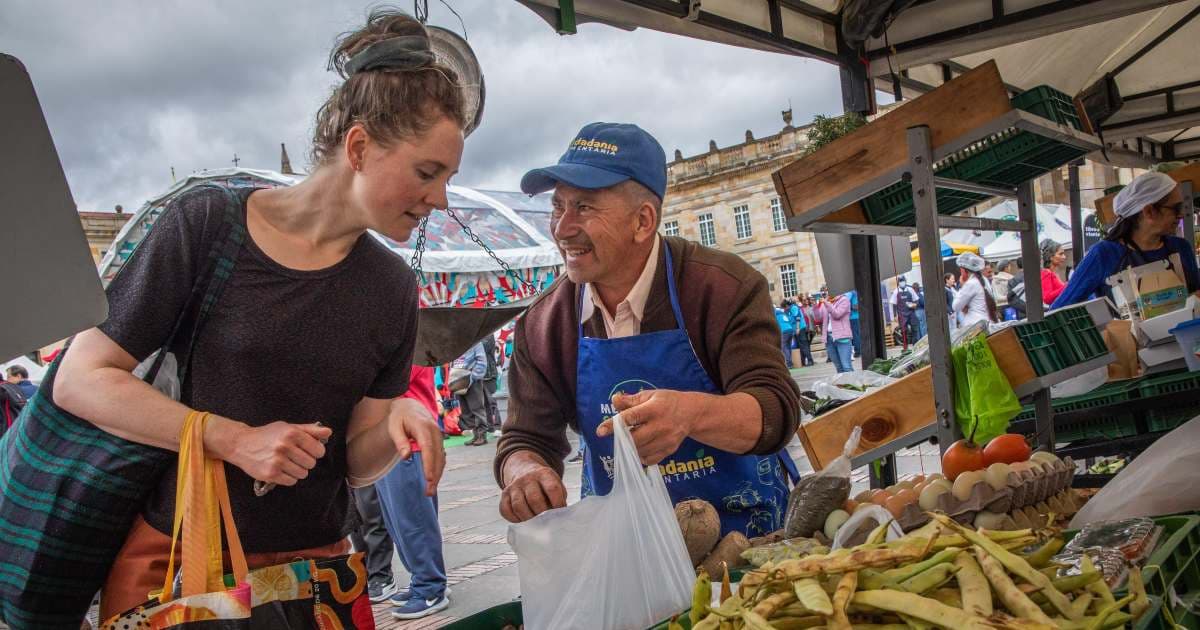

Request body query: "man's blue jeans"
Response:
[375, 452, 447, 600]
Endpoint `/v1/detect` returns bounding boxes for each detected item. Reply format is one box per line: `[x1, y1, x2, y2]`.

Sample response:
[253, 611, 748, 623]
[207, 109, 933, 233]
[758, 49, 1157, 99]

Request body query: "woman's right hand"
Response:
[206, 417, 332, 486]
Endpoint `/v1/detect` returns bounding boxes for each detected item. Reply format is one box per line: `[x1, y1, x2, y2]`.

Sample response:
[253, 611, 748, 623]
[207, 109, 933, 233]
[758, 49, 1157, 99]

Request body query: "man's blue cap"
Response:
[520, 122, 667, 200]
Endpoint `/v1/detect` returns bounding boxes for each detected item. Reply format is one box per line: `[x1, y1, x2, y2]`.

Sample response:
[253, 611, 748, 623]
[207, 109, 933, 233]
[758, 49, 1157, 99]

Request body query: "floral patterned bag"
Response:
[102, 412, 374, 630]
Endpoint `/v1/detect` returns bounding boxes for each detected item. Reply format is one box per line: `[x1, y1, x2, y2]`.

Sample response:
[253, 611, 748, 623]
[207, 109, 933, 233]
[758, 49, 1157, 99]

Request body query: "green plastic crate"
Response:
[1011, 85, 1084, 129]
[1015, 321, 1069, 376]
[441, 600, 523, 629]
[1048, 307, 1109, 365]
[1136, 370, 1200, 399]
[862, 86, 1087, 226]
[1148, 404, 1200, 433]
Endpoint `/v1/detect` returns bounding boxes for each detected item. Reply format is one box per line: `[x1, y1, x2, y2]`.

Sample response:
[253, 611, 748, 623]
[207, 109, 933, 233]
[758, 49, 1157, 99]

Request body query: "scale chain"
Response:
[408, 210, 538, 294]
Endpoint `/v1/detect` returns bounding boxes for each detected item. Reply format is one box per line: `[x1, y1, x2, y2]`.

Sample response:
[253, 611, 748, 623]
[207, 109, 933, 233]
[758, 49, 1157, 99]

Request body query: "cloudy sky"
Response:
[2, 1, 846, 212]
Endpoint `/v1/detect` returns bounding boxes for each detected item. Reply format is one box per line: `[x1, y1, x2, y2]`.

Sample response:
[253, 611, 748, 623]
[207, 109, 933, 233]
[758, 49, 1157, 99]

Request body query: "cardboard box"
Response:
[1106, 256, 1187, 326]
[1135, 307, 1198, 347]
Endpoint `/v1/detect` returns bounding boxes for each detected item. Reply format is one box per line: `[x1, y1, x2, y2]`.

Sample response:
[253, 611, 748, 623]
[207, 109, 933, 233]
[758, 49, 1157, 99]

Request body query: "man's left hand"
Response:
[596, 390, 696, 466]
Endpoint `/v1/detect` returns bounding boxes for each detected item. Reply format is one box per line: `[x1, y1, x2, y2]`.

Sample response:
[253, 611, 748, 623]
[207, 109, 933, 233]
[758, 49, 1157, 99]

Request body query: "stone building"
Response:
[662, 112, 824, 303]
[78, 208, 132, 264]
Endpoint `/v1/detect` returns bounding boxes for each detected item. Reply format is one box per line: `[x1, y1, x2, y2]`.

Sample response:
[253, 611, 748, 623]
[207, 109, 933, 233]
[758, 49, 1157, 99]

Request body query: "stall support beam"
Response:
[1018, 180, 1056, 451]
[1182, 181, 1196, 248]
[1069, 162, 1084, 267]
[908, 125, 958, 454]
[852, 235, 887, 370]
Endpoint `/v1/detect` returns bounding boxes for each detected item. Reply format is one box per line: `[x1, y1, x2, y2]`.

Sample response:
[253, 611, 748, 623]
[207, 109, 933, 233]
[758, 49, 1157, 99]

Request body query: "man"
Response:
[847, 290, 861, 358]
[789, 298, 813, 367]
[891, 279, 919, 351]
[349, 485, 397, 603]
[452, 342, 489, 446]
[774, 300, 795, 368]
[6, 365, 36, 400]
[479, 334, 501, 434]
[494, 122, 800, 537]
[911, 283, 927, 341]
[377, 366, 450, 620]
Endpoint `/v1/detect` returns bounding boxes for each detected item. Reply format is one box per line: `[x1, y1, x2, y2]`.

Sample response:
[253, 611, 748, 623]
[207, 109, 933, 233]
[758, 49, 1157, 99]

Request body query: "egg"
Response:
[927, 478, 953, 493]
[894, 488, 919, 506]
[952, 470, 982, 501]
[843, 498, 859, 513]
[869, 490, 892, 506]
[984, 463, 1012, 490]
[884, 495, 908, 519]
[918, 484, 949, 511]
[854, 489, 872, 503]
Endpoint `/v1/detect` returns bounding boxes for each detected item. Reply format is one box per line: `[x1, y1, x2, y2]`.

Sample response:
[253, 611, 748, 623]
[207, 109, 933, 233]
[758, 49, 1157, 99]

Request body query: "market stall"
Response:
[465, 2, 1200, 628]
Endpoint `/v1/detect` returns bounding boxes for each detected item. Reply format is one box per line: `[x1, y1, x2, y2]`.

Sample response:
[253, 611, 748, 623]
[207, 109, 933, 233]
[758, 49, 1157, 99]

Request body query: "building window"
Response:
[698, 213, 716, 247]
[663, 220, 679, 237]
[771, 198, 787, 232]
[734, 204, 752, 240]
[779, 263, 798, 298]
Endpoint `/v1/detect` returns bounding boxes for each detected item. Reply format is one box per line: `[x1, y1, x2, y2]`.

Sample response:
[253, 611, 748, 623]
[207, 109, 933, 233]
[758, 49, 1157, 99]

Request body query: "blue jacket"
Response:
[774, 308, 795, 334]
[453, 343, 488, 381]
[789, 304, 807, 330]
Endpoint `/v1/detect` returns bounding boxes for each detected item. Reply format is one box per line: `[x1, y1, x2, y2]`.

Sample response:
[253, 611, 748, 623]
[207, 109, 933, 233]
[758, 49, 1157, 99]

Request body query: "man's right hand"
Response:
[499, 451, 567, 522]
[207, 417, 330, 487]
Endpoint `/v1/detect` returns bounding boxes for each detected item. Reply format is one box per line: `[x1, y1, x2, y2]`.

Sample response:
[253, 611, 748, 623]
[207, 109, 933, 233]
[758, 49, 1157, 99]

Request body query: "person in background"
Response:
[790, 298, 813, 367]
[891, 278, 919, 351]
[0, 378, 26, 436]
[814, 292, 854, 372]
[1052, 171, 1200, 308]
[452, 342, 490, 446]
[5, 366, 37, 400]
[349, 485, 396, 603]
[992, 259, 1015, 306]
[376, 365, 450, 620]
[953, 252, 998, 328]
[847, 290, 861, 358]
[983, 261, 995, 284]
[944, 273, 958, 332]
[774, 300, 796, 368]
[1006, 259, 1027, 320]
[480, 334, 501, 435]
[911, 283, 927, 341]
[1040, 239, 1068, 307]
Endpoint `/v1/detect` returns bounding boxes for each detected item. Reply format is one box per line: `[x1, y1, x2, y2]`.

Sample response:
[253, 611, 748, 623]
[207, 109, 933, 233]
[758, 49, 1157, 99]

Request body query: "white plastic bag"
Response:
[813, 371, 897, 402]
[508, 415, 694, 630]
[1070, 416, 1200, 528]
[131, 350, 181, 401]
[831, 504, 904, 550]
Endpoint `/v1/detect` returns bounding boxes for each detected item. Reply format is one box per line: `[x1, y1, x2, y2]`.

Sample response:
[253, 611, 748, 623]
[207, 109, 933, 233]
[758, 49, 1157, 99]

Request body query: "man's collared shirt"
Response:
[580, 236, 660, 339]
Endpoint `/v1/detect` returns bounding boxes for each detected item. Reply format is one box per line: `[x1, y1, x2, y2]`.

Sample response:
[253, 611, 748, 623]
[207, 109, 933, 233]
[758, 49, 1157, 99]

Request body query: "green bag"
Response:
[952, 335, 1021, 444]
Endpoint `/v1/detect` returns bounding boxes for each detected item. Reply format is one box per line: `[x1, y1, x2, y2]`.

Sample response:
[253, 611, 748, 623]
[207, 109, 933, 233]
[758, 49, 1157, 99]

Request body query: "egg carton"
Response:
[895, 457, 1075, 532]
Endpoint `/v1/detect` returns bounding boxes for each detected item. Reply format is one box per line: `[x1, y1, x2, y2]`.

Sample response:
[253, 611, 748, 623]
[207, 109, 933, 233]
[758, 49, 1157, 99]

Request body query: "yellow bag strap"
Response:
[160, 411, 249, 602]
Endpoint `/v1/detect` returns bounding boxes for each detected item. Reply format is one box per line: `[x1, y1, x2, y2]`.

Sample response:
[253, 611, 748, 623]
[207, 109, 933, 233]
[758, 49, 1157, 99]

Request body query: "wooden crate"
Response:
[772, 61, 1012, 221]
[797, 366, 935, 470]
[987, 327, 1037, 392]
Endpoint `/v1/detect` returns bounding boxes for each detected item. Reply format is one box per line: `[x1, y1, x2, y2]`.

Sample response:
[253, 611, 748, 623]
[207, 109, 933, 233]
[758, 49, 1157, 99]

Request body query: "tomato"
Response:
[941, 439, 985, 481]
[983, 433, 1032, 465]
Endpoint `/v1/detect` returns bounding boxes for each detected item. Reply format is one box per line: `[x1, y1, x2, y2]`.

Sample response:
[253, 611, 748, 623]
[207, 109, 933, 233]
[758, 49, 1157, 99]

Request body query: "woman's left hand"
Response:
[386, 398, 445, 496]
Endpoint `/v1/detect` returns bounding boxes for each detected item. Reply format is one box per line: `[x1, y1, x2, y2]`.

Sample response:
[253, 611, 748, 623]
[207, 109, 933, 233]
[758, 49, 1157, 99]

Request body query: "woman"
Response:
[814, 293, 854, 373]
[953, 252, 997, 329]
[1052, 171, 1200, 308]
[943, 272, 959, 331]
[773, 300, 795, 368]
[48, 10, 463, 620]
[1040, 239, 1068, 306]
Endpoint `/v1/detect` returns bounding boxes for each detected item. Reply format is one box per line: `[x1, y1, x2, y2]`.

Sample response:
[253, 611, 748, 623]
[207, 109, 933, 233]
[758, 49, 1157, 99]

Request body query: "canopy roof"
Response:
[516, 0, 1197, 164]
[97, 169, 560, 283]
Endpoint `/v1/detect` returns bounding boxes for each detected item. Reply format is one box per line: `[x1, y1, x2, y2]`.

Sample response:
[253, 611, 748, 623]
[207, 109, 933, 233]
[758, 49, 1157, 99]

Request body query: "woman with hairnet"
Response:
[1050, 171, 1200, 308]
[953, 252, 997, 329]
[1039, 239, 1068, 306]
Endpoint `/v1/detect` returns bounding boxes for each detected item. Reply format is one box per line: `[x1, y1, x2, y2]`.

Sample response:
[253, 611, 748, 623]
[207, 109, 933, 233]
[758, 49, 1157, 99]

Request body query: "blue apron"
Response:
[575, 247, 796, 537]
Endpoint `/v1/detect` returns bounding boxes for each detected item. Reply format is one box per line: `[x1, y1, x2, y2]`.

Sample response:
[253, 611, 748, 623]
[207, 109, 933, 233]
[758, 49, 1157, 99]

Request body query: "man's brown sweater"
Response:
[494, 236, 801, 484]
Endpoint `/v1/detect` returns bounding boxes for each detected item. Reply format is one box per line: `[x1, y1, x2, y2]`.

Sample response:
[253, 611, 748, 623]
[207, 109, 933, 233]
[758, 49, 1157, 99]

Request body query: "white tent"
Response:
[980, 201, 1097, 260]
[97, 169, 563, 309]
